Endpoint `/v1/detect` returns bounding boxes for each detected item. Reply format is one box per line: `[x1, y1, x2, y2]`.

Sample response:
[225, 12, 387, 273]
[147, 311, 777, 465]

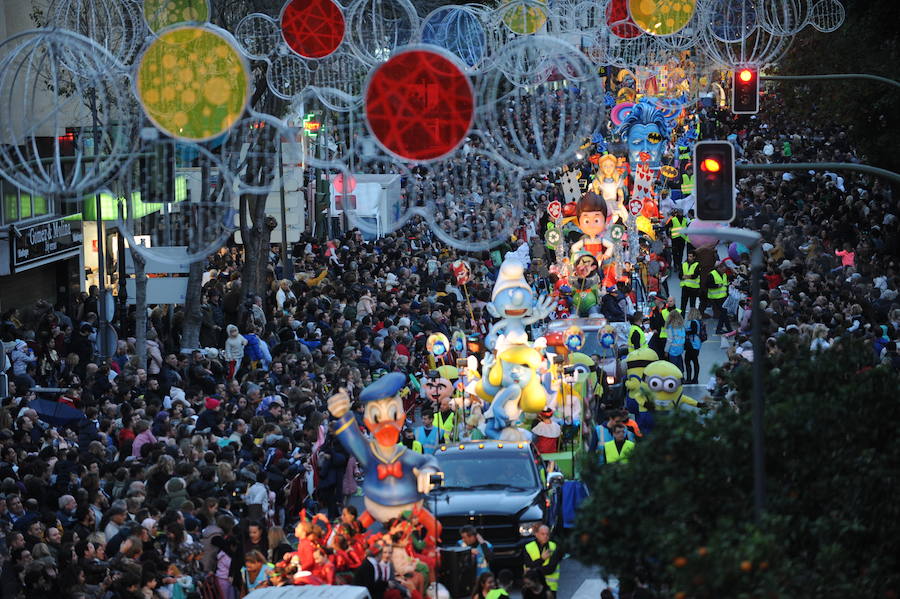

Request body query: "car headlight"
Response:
[519, 521, 542, 537]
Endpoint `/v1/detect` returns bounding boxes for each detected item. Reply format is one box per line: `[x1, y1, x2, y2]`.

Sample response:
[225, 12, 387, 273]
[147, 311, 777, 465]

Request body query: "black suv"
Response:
[429, 441, 563, 563]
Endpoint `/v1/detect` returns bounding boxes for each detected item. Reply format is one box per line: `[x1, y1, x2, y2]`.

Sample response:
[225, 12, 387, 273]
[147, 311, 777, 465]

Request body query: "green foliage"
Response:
[571, 339, 900, 598]
[774, 1, 900, 173]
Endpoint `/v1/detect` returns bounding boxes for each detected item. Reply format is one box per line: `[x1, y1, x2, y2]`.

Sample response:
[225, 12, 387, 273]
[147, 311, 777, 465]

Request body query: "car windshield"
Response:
[435, 451, 539, 490]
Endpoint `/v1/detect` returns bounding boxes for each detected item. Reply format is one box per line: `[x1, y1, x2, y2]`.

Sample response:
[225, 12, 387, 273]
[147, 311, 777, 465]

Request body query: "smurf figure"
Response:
[485, 257, 554, 351]
[327, 372, 440, 538]
[476, 345, 547, 441]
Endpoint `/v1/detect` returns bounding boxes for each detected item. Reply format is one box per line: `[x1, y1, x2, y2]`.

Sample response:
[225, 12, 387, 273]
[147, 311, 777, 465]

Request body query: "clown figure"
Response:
[327, 372, 440, 537]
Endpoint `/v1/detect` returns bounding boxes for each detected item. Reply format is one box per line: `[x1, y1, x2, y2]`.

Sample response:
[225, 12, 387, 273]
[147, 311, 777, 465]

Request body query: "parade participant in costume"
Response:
[476, 345, 547, 441]
[623, 346, 659, 433]
[591, 154, 629, 225]
[570, 191, 617, 288]
[531, 408, 561, 455]
[485, 258, 555, 351]
[327, 373, 441, 539]
[642, 360, 702, 412]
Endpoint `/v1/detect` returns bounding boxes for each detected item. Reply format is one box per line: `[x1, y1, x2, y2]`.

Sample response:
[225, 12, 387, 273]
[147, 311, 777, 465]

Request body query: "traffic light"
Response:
[732, 67, 759, 114]
[693, 140, 735, 223]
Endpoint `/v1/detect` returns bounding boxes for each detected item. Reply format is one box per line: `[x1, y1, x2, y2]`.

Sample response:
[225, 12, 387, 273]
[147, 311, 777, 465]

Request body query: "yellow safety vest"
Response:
[604, 439, 635, 464]
[628, 325, 646, 351]
[524, 540, 560, 591]
[681, 173, 695, 195]
[670, 216, 688, 240]
[681, 262, 700, 288]
[708, 271, 728, 299]
[434, 411, 455, 437]
[659, 308, 678, 338]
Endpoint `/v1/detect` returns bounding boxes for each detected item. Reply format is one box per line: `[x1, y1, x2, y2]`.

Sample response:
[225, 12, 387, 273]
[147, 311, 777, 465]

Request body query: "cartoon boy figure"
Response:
[570, 191, 617, 288]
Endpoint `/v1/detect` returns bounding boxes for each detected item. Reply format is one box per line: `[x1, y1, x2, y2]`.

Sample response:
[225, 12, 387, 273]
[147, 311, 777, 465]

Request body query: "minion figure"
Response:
[624, 346, 659, 433]
[476, 345, 547, 441]
[642, 360, 701, 412]
[327, 373, 440, 537]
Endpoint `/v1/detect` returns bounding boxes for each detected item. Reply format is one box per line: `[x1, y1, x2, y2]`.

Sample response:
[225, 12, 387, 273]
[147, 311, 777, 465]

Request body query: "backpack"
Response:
[697, 319, 708, 343]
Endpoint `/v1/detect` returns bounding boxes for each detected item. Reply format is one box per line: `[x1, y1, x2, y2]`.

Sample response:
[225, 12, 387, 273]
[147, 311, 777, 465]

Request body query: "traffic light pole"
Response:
[761, 73, 900, 89]
[736, 161, 900, 184]
[690, 227, 766, 523]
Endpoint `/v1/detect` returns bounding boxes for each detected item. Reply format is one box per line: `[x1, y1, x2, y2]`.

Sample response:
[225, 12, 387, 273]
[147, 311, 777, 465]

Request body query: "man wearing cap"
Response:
[195, 396, 222, 432]
[707, 262, 731, 335]
[600, 286, 626, 322]
[328, 373, 441, 537]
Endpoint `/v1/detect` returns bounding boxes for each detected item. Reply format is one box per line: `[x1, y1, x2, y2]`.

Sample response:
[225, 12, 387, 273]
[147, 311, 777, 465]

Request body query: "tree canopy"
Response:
[571, 338, 900, 598]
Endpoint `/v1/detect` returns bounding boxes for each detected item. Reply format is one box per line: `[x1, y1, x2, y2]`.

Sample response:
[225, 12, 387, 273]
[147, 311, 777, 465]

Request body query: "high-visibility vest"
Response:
[681, 173, 695, 195]
[524, 541, 560, 591]
[486, 590, 510, 599]
[681, 262, 700, 288]
[659, 308, 680, 338]
[405, 440, 423, 454]
[604, 439, 635, 464]
[628, 325, 646, 351]
[434, 411, 455, 437]
[670, 216, 688, 240]
[708, 271, 728, 299]
[415, 427, 441, 454]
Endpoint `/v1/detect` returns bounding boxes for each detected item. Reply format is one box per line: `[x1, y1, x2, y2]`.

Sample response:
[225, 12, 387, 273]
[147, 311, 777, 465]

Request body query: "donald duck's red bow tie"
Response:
[377, 462, 403, 480]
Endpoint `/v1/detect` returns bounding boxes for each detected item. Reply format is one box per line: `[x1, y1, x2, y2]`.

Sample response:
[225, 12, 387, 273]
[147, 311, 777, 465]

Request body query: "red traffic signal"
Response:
[732, 67, 759, 114]
[693, 141, 735, 223]
[700, 158, 722, 173]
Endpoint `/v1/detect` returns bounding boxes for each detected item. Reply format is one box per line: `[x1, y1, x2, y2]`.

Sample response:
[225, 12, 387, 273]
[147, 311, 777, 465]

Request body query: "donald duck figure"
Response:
[327, 372, 441, 541]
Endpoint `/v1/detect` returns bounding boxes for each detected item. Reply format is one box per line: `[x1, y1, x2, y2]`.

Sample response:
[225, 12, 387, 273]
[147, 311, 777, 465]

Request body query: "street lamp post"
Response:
[690, 227, 766, 521]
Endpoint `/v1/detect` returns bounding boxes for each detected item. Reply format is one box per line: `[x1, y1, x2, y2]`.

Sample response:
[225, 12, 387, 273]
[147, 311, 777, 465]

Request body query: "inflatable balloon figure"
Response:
[475, 345, 547, 441]
[591, 154, 628, 225]
[642, 360, 701, 412]
[327, 373, 440, 538]
[618, 99, 671, 174]
[485, 257, 554, 351]
[624, 347, 659, 433]
[570, 191, 617, 289]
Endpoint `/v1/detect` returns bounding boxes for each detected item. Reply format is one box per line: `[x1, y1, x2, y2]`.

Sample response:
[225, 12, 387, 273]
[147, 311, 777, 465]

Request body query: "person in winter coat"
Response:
[131, 420, 157, 459]
[165, 477, 190, 510]
[223, 324, 247, 380]
[146, 329, 163, 375]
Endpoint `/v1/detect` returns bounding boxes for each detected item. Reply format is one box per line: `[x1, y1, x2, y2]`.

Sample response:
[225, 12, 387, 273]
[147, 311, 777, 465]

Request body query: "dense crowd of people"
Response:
[0, 86, 897, 599]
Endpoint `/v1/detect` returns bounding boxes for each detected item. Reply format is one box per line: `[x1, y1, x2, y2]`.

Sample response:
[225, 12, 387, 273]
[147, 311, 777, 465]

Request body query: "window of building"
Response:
[1, 180, 51, 225]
